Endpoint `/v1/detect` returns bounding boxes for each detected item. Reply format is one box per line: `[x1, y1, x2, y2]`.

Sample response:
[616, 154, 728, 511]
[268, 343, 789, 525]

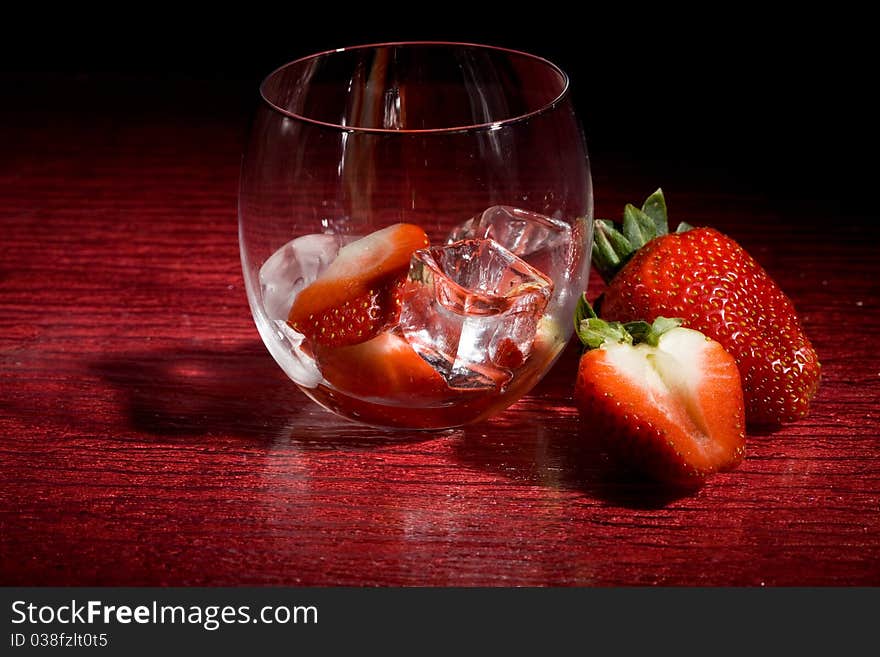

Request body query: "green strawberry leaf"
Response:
[675, 221, 694, 233]
[574, 292, 596, 328]
[575, 298, 685, 350]
[622, 320, 653, 343]
[591, 224, 619, 280]
[578, 318, 632, 349]
[604, 220, 633, 256]
[592, 220, 633, 282]
[641, 188, 668, 236]
[623, 204, 656, 248]
[575, 297, 630, 349]
[645, 316, 683, 345]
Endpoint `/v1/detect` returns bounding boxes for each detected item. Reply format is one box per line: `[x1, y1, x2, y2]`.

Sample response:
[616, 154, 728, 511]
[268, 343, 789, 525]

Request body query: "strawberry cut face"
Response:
[287, 224, 429, 348]
[575, 323, 746, 487]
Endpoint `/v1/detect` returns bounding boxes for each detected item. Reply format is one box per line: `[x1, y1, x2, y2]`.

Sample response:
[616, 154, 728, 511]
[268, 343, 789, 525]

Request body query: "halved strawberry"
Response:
[287, 224, 429, 347]
[574, 298, 746, 487]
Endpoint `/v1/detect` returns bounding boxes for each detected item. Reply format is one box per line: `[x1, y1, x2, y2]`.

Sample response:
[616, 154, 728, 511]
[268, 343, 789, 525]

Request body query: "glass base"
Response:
[298, 337, 567, 430]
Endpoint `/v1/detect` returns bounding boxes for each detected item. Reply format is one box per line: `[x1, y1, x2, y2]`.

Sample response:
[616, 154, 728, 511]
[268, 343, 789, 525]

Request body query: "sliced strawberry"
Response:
[287, 224, 429, 347]
[574, 298, 746, 487]
[316, 332, 452, 403]
[492, 337, 524, 369]
[292, 275, 406, 348]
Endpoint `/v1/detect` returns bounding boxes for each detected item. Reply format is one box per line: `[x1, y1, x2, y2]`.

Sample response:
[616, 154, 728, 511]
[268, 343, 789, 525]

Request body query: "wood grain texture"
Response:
[1, 76, 878, 586]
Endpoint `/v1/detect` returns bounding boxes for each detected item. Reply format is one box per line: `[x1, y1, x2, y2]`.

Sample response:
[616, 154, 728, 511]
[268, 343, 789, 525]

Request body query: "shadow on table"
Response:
[90, 342, 301, 442]
[90, 342, 441, 448]
[441, 340, 692, 509]
[453, 418, 692, 510]
[90, 339, 700, 501]
[449, 346, 694, 509]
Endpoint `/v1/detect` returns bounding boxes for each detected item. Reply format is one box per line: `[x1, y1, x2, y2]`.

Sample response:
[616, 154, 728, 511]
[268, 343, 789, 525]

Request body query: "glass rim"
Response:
[258, 40, 571, 135]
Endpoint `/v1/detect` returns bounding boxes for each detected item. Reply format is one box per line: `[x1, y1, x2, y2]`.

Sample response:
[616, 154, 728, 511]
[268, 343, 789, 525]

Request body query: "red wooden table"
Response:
[2, 75, 878, 586]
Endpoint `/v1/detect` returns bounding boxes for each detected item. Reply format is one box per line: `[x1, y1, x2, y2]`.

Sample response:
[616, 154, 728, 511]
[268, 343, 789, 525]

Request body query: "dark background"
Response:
[2, 10, 873, 215]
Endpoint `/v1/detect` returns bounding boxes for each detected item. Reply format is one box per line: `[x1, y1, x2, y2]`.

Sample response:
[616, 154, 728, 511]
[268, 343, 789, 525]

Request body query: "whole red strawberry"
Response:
[592, 189, 820, 426]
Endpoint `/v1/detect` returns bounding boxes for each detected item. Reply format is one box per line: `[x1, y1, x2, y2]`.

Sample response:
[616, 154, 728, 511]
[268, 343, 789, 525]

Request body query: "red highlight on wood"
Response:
[1, 76, 878, 586]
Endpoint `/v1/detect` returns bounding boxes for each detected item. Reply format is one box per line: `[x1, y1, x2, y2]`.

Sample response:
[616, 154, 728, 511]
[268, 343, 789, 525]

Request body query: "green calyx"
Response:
[574, 294, 682, 350]
[591, 188, 693, 282]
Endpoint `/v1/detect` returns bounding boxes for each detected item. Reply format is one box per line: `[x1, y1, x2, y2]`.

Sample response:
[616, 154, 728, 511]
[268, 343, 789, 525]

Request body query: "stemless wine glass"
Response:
[239, 42, 592, 429]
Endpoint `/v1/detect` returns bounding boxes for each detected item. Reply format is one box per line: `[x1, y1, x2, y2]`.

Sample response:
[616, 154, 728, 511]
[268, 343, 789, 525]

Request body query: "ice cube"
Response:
[446, 206, 572, 282]
[259, 233, 343, 320]
[399, 238, 553, 390]
[256, 233, 348, 389]
[268, 318, 324, 388]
